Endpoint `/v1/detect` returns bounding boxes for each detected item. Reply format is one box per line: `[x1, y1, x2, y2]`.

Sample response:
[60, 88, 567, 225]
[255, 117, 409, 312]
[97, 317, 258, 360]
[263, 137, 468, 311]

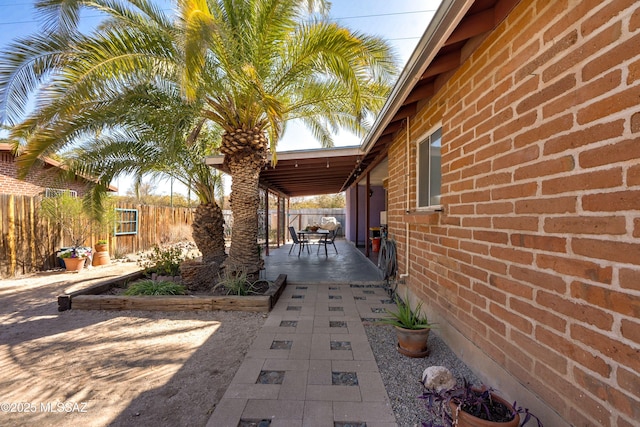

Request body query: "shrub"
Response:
[138, 245, 188, 277]
[214, 270, 263, 296]
[124, 280, 187, 296]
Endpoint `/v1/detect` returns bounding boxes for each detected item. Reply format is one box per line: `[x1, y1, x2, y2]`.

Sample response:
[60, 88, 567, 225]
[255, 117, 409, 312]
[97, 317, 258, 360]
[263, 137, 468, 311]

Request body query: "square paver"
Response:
[278, 371, 307, 400]
[303, 400, 334, 426]
[329, 321, 347, 328]
[307, 359, 332, 385]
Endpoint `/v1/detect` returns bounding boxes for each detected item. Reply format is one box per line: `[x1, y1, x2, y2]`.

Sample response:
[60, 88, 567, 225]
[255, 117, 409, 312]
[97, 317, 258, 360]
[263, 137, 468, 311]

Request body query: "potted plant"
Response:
[93, 239, 111, 266]
[420, 378, 543, 427]
[95, 239, 108, 252]
[58, 247, 91, 272]
[40, 193, 93, 271]
[378, 294, 435, 357]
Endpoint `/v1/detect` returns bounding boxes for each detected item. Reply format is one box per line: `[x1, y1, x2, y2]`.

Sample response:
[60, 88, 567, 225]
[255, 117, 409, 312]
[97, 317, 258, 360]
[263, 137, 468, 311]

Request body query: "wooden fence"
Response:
[0, 194, 195, 278]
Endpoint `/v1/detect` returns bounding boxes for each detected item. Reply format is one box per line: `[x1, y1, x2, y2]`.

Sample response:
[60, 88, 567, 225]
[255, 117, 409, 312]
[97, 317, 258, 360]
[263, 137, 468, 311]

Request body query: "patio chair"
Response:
[288, 226, 309, 256]
[317, 226, 339, 255]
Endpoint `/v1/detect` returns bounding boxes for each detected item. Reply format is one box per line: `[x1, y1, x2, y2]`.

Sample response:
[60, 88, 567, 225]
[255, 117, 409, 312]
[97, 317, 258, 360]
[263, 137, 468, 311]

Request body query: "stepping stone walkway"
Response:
[207, 282, 397, 427]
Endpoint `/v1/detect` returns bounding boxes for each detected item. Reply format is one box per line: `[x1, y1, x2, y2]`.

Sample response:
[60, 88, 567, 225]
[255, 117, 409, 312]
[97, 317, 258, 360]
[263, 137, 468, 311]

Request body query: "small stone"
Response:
[332, 371, 358, 386]
[421, 366, 456, 391]
[330, 341, 352, 350]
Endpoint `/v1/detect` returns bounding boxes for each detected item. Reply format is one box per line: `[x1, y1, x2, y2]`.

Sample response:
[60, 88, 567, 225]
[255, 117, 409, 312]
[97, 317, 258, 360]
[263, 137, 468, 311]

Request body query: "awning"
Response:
[205, 146, 364, 197]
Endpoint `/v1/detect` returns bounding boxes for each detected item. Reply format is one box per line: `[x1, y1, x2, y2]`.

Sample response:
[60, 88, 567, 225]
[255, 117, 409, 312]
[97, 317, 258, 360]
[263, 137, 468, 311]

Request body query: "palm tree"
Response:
[182, 0, 397, 275]
[0, 0, 397, 277]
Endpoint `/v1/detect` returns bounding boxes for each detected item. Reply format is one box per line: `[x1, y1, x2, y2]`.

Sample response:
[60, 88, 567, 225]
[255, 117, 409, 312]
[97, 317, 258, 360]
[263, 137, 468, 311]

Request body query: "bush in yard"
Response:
[214, 270, 263, 296]
[124, 280, 187, 296]
[138, 245, 189, 277]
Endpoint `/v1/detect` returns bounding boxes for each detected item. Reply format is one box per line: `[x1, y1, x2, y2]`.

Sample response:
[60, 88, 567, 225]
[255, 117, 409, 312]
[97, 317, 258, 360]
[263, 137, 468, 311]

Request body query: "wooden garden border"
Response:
[58, 273, 287, 313]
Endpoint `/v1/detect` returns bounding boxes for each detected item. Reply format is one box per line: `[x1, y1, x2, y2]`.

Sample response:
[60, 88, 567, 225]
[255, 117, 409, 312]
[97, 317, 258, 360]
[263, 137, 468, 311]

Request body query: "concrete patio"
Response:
[263, 239, 384, 283]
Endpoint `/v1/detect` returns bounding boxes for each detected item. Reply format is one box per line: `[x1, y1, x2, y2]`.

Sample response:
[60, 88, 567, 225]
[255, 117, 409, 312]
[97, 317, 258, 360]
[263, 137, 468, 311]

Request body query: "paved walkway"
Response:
[207, 240, 398, 427]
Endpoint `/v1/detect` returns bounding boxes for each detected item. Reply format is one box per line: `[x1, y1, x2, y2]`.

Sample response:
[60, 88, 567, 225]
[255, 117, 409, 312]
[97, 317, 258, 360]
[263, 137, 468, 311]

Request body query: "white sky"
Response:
[0, 0, 442, 196]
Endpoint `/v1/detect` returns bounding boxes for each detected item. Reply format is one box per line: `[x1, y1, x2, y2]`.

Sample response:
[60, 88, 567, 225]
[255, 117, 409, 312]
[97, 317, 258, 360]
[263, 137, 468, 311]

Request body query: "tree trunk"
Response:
[222, 128, 267, 277]
[192, 202, 227, 264]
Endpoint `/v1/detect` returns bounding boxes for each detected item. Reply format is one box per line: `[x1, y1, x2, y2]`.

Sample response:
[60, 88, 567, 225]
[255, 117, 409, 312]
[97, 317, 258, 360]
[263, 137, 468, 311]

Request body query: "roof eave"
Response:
[359, 0, 476, 155]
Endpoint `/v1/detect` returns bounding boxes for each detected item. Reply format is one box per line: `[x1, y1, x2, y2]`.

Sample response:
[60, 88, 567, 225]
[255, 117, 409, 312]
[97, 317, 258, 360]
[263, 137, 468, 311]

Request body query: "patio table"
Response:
[297, 229, 330, 255]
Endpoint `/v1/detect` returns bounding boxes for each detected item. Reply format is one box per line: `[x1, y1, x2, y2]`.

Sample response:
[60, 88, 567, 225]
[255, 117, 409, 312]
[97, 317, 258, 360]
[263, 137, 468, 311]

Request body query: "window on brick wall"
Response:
[417, 127, 442, 208]
[45, 188, 77, 198]
[114, 208, 138, 235]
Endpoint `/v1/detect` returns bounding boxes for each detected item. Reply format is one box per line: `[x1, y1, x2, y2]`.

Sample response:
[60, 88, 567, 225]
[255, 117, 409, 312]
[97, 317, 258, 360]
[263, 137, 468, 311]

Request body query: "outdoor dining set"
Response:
[288, 219, 340, 256]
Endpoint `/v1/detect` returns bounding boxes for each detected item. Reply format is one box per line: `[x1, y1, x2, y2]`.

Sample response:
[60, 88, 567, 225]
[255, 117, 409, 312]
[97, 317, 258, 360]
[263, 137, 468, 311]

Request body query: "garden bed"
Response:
[58, 273, 287, 313]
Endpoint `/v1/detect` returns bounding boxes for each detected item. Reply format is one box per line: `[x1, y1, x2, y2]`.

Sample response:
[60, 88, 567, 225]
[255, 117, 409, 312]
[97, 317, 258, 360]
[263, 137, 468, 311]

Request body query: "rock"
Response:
[421, 366, 456, 391]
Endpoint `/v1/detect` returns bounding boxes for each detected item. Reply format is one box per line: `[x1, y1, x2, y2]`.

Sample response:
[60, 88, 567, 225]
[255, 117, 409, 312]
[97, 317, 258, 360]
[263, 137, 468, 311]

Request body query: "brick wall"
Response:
[0, 151, 88, 196]
[387, 1, 639, 425]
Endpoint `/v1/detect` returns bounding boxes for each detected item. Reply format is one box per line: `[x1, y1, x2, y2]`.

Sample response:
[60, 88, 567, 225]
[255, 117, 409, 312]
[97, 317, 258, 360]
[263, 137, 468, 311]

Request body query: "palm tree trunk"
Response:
[223, 143, 266, 277]
[192, 202, 226, 264]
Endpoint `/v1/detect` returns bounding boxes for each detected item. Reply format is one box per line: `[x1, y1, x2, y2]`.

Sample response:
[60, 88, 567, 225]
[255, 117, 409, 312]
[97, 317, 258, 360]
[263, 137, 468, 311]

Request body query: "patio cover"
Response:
[205, 146, 364, 197]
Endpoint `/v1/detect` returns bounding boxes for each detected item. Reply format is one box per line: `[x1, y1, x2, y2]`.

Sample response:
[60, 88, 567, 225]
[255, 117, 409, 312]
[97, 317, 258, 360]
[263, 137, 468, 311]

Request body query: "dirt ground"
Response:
[0, 262, 266, 427]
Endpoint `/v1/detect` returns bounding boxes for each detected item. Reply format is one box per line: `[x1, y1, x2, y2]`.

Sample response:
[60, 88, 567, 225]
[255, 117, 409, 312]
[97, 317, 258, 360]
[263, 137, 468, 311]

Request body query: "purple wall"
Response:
[345, 185, 385, 246]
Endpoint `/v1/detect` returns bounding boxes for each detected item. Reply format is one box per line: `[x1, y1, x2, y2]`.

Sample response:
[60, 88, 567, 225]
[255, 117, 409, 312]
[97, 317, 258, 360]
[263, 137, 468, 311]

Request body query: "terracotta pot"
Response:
[63, 257, 86, 272]
[449, 391, 520, 427]
[394, 326, 430, 357]
[92, 251, 111, 266]
[95, 243, 108, 252]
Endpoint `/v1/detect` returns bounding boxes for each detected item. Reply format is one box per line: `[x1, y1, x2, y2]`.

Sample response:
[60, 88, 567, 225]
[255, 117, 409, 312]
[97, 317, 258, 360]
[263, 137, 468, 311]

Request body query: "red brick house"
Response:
[341, 0, 639, 425]
[0, 143, 98, 196]
[204, 1, 637, 423]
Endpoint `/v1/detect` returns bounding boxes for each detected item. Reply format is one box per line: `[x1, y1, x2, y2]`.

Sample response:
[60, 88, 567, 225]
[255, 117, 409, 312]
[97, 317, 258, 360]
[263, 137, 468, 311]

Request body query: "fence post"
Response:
[7, 195, 16, 276]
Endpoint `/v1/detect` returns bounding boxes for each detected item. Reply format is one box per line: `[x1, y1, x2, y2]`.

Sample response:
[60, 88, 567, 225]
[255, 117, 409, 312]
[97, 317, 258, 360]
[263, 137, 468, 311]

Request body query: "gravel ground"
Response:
[365, 323, 479, 427]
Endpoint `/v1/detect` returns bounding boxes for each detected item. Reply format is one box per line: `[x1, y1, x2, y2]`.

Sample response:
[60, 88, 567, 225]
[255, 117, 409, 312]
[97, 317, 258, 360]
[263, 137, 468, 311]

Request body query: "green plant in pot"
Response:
[93, 239, 111, 266]
[378, 294, 435, 357]
[420, 378, 543, 427]
[95, 239, 108, 251]
[58, 247, 91, 271]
